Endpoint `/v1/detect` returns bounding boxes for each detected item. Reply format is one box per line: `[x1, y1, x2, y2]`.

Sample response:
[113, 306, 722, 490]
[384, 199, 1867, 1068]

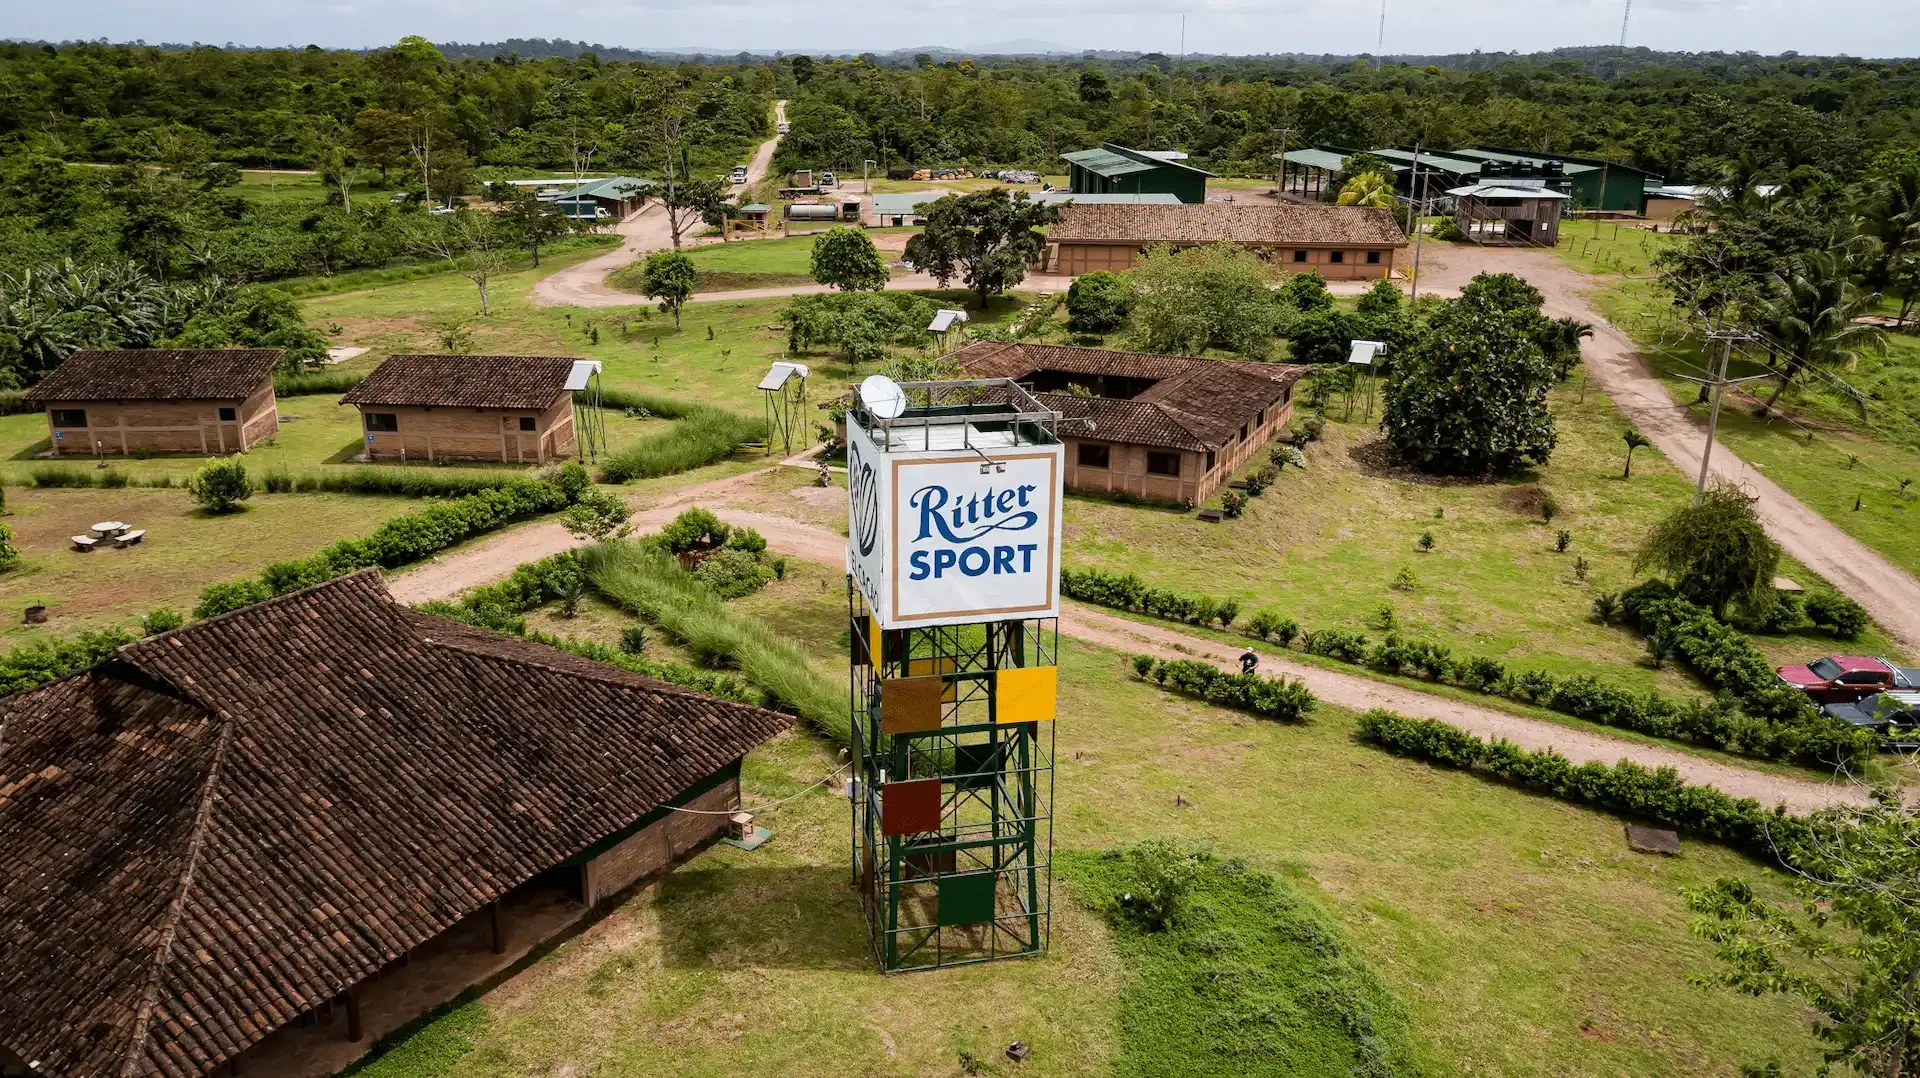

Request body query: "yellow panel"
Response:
[906, 656, 959, 702]
[995, 666, 1058, 724]
[881, 676, 946, 735]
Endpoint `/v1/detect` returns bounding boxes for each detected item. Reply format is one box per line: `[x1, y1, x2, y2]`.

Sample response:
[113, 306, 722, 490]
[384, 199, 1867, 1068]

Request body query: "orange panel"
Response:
[881, 676, 946, 735]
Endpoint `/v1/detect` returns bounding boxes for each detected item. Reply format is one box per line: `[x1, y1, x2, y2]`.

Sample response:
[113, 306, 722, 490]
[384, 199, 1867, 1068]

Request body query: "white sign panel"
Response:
[847, 420, 1062, 629]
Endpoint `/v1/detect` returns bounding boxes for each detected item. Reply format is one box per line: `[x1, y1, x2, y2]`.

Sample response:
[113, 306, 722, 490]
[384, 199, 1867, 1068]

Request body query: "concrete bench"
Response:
[113, 529, 146, 549]
[71, 535, 98, 552]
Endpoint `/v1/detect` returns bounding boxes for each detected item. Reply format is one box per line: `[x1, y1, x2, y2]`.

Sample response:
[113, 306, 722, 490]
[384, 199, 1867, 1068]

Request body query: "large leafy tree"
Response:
[903, 190, 1057, 309]
[1382, 276, 1559, 475]
[640, 249, 697, 329]
[1685, 795, 1920, 1078]
[1745, 250, 1887, 417]
[1633, 483, 1781, 618]
[809, 227, 889, 292]
[1124, 243, 1285, 360]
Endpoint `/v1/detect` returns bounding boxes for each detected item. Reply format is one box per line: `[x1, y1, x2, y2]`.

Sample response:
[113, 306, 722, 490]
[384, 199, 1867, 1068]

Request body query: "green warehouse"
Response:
[1450, 147, 1662, 214]
[1061, 143, 1211, 204]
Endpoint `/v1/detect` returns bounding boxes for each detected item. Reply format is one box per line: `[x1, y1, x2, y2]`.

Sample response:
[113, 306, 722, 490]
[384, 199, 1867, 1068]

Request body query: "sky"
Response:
[10, 0, 1919, 59]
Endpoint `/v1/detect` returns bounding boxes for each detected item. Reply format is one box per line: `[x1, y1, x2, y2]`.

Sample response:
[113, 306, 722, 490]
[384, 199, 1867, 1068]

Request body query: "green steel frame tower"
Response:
[843, 378, 1063, 972]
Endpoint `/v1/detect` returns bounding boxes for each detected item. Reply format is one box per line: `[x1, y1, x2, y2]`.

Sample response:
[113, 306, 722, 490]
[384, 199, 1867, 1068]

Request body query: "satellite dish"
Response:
[859, 374, 907, 421]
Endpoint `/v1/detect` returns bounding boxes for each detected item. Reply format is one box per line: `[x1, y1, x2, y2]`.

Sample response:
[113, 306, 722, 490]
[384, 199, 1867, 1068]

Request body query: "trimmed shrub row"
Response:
[1060, 567, 1242, 628]
[28, 466, 184, 489]
[1064, 568, 1875, 770]
[599, 405, 767, 483]
[1621, 581, 1838, 725]
[1132, 655, 1317, 722]
[1354, 709, 1811, 860]
[260, 467, 529, 498]
[195, 470, 587, 617]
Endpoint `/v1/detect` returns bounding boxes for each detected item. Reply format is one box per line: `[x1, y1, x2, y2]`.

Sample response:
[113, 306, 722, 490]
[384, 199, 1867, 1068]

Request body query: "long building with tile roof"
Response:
[0, 571, 790, 1078]
[1046, 202, 1407, 280]
[25, 349, 284, 458]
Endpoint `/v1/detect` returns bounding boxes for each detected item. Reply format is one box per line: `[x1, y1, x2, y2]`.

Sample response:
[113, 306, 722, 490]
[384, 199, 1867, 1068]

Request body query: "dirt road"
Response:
[392, 472, 1867, 813]
[532, 102, 787, 309]
[1416, 244, 1920, 657]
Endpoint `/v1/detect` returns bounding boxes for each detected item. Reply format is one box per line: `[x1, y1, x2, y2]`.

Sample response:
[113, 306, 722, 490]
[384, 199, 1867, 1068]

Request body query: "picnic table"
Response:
[91, 521, 130, 538]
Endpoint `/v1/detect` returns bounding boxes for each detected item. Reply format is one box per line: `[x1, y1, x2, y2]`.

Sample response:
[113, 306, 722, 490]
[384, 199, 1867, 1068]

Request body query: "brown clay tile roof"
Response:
[1048, 202, 1408, 248]
[0, 571, 789, 1078]
[24, 349, 282, 403]
[340, 355, 579, 410]
[951, 341, 1306, 453]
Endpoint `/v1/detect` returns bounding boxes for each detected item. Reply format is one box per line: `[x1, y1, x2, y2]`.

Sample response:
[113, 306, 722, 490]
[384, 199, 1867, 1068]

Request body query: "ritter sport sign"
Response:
[846, 418, 1063, 630]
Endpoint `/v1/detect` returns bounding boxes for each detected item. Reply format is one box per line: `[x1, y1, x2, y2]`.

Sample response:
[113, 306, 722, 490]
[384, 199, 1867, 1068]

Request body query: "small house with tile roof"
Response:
[1046, 202, 1408, 279]
[0, 570, 790, 1078]
[341, 354, 592, 464]
[951, 341, 1308, 504]
[25, 349, 282, 457]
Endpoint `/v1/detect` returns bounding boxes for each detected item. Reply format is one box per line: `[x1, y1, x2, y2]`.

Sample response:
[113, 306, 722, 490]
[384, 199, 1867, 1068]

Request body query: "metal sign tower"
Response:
[844, 376, 1064, 972]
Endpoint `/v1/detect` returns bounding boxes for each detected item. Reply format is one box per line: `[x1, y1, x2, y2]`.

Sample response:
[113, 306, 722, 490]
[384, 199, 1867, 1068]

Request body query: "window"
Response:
[1238, 423, 1249, 443]
[218, 407, 236, 422]
[1256, 408, 1267, 427]
[364, 412, 399, 432]
[1204, 451, 1216, 472]
[519, 416, 537, 431]
[1147, 452, 1181, 477]
[1292, 249, 1308, 263]
[50, 409, 87, 428]
[1330, 250, 1345, 264]
[1366, 251, 1382, 265]
[1076, 443, 1110, 469]
[1809, 658, 1844, 680]
[1840, 671, 1888, 685]
[1283, 386, 1292, 404]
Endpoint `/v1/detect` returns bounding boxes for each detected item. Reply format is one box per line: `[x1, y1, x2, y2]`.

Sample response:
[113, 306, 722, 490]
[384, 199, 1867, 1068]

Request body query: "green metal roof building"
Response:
[1061, 144, 1211, 204]
[1450, 148, 1660, 213]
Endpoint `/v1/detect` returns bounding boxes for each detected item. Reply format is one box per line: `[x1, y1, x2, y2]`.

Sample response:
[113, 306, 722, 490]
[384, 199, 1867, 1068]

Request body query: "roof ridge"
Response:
[123, 569, 389, 663]
[115, 716, 234, 1078]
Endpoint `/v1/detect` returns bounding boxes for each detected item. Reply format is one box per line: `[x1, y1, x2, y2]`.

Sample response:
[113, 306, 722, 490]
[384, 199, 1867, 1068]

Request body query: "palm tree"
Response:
[1747, 250, 1887, 417]
[1856, 160, 1920, 324]
[1337, 170, 1397, 210]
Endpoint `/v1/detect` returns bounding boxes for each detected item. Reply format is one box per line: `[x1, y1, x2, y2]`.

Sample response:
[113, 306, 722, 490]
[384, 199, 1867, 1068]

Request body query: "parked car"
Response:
[820, 170, 836, 187]
[730, 166, 749, 185]
[1822, 690, 1920, 747]
[777, 122, 790, 135]
[1776, 655, 1920, 703]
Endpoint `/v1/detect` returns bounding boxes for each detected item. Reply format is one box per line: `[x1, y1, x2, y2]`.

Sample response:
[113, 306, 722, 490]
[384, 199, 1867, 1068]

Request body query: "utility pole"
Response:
[1179, 15, 1185, 63]
[1272, 126, 1294, 199]
[1683, 329, 1766, 503]
[1408, 147, 1428, 300]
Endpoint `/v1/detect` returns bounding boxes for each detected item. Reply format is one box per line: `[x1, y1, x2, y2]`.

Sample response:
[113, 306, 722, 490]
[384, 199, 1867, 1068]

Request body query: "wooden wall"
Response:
[1061, 392, 1293, 505]
[43, 381, 279, 457]
[357, 394, 576, 464]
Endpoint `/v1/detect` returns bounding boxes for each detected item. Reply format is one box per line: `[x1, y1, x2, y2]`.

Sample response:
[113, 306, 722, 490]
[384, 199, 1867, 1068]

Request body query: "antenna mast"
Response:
[1378, 0, 1388, 59]
[1619, 0, 1632, 47]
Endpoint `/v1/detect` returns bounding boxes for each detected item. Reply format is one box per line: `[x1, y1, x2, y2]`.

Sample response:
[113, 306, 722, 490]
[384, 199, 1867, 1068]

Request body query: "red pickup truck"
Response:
[1776, 655, 1920, 704]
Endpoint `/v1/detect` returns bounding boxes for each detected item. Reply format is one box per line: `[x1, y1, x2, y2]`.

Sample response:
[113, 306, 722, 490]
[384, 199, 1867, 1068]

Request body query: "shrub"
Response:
[561, 491, 632, 542]
[1592, 591, 1622, 624]
[1539, 493, 1560, 522]
[1221, 491, 1248, 518]
[1417, 531, 1435, 552]
[275, 369, 366, 396]
[1354, 709, 1810, 861]
[1132, 654, 1157, 678]
[1302, 628, 1370, 663]
[1065, 270, 1133, 332]
[694, 548, 776, 598]
[1391, 565, 1418, 591]
[725, 526, 768, 555]
[658, 508, 730, 553]
[1430, 216, 1464, 241]
[1804, 591, 1870, 639]
[0, 524, 18, 572]
[1270, 444, 1307, 471]
[1244, 610, 1287, 642]
[188, 459, 253, 512]
[0, 626, 137, 696]
[141, 607, 185, 635]
[1214, 598, 1241, 628]
[196, 579, 275, 617]
[1455, 655, 1506, 692]
[1555, 529, 1572, 553]
[1138, 656, 1317, 722]
[1116, 838, 1202, 931]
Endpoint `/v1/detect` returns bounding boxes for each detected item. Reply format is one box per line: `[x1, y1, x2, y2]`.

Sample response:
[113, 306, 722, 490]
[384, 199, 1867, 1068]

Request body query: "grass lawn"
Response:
[1058, 372, 1911, 694]
[0, 393, 671, 486]
[0, 487, 420, 643]
[610, 234, 818, 293]
[1560, 234, 1920, 581]
[354, 554, 1822, 1078]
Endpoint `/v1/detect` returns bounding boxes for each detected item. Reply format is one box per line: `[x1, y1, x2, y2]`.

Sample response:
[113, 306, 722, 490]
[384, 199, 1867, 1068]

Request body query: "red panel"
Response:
[881, 778, 943, 837]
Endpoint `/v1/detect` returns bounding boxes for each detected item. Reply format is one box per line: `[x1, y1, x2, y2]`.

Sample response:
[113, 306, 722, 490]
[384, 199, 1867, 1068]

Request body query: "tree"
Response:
[1278, 269, 1335, 313]
[188, 458, 253, 513]
[1746, 250, 1887, 417]
[640, 250, 697, 329]
[1287, 308, 1369, 364]
[810, 227, 889, 291]
[785, 292, 936, 366]
[352, 108, 413, 186]
[1634, 483, 1781, 618]
[1685, 795, 1920, 1078]
[562, 491, 632, 542]
[1337, 170, 1397, 209]
[903, 190, 1058, 309]
[408, 211, 510, 315]
[165, 287, 328, 372]
[790, 55, 815, 84]
[1078, 69, 1113, 105]
[1066, 271, 1133, 332]
[500, 192, 573, 268]
[1622, 427, 1652, 478]
[1382, 283, 1559, 475]
[1124, 243, 1284, 360]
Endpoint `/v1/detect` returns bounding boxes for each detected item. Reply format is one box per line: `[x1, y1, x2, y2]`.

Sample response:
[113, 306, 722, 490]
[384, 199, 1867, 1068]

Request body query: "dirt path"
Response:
[1415, 244, 1920, 657]
[531, 103, 786, 309]
[392, 470, 1867, 812]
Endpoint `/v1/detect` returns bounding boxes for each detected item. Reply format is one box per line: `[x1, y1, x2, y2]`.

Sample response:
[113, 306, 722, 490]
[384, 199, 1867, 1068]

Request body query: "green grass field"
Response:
[347, 554, 1824, 1078]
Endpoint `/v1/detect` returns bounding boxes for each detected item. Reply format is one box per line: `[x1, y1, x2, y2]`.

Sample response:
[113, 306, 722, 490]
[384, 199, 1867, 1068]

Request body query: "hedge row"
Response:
[195, 469, 587, 617]
[1062, 567, 1875, 770]
[0, 627, 136, 696]
[1132, 655, 1317, 722]
[27, 466, 185, 489]
[260, 467, 529, 498]
[1354, 709, 1811, 861]
[1621, 581, 1834, 724]
[1060, 567, 1242, 628]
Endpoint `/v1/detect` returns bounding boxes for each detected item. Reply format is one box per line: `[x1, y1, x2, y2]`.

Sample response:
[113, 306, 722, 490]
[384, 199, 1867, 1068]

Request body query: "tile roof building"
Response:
[24, 349, 282, 457]
[0, 570, 789, 1078]
[951, 341, 1307, 504]
[341, 354, 589, 464]
[1046, 202, 1407, 280]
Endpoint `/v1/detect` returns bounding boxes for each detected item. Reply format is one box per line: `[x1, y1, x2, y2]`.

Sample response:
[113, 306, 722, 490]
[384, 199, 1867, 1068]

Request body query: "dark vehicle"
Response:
[1823, 691, 1920, 749]
[1776, 655, 1920, 703]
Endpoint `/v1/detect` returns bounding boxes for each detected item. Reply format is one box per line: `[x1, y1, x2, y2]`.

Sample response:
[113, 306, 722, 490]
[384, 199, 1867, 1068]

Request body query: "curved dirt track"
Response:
[1415, 244, 1920, 658]
[391, 475, 1868, 814]
[532, 102, 787, 309]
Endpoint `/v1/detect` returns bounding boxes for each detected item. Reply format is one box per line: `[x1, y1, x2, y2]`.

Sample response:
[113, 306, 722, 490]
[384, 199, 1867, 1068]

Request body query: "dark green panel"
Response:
[938, 872, 998, 927]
